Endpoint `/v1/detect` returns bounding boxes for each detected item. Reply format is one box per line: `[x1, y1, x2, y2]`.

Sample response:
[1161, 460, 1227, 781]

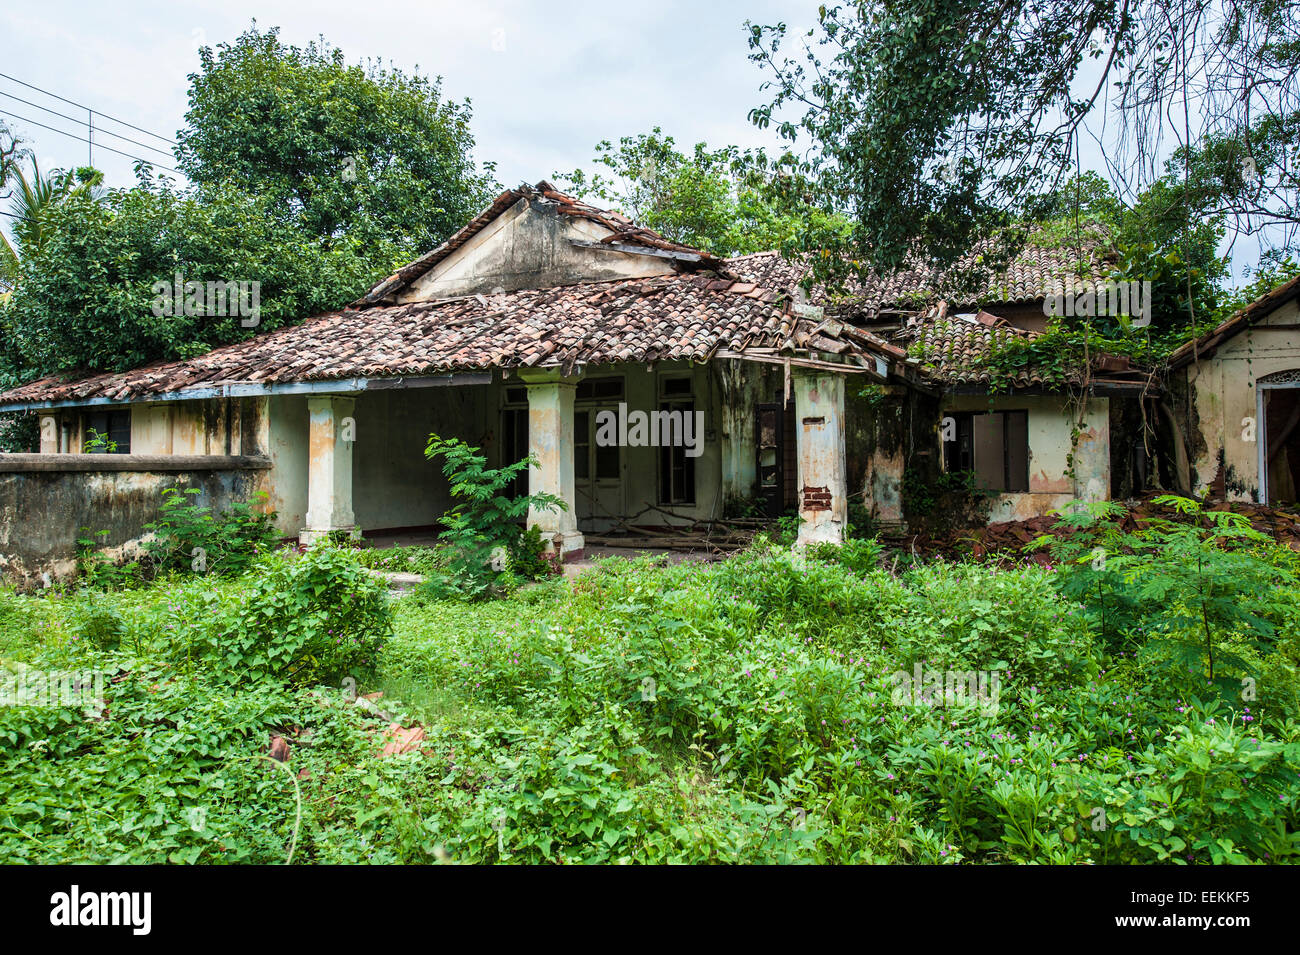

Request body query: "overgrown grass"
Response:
[1, 529, 1298, 864]
[348, 543, 449, 577]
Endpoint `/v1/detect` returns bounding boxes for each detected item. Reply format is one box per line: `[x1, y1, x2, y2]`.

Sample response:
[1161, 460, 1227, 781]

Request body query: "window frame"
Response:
[657, 376, 697, 506]
[942, 409, 1029, 493]
[83, 408, 131, 454]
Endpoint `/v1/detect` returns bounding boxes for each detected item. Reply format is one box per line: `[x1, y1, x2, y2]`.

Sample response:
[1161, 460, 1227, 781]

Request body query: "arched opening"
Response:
[1258, 371, 1300, 505]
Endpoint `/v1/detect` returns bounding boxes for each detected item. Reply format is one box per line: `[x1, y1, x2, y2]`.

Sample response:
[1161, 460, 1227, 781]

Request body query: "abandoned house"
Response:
[0, 182, 1171, 578]
[1167, 274, 1300, 505]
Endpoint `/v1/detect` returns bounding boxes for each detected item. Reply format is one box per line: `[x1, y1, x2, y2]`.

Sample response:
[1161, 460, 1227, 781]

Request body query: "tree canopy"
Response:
[746, 1, 1299, 286]
[177, 26, 495, 256]
[0, 25, 496, 385]
[556, 127, 847, 257]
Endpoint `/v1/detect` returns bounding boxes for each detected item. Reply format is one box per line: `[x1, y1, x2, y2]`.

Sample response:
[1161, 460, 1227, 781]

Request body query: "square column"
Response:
[519, 371, 584, 560]
[39, 414, 59, 454]
[300, 396, 357, 545]
[794, 369, 847, 545]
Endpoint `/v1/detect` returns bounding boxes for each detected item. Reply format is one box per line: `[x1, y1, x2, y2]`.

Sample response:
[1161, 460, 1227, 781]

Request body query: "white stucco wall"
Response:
[1182, 295, 1300, 501]
[943, 393, 1110, 521]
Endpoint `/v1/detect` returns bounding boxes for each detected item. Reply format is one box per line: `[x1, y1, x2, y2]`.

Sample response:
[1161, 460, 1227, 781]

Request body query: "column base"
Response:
[796, 517, 846, 546]
[299, 526, 361, 547]
[539, 529, 585, 560]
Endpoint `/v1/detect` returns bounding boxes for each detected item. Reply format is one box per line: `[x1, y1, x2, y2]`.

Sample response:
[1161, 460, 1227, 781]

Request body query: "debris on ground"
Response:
[353, 692, 392, 721]
[379, 722, 426, 757]
[900, 497, 1300, 563]
[585, 516, 765, 558]
[363, 568, 427, 595]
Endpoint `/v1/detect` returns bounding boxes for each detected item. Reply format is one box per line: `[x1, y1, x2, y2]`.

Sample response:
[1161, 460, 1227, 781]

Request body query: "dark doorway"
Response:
[501, 386, 529, 499]
[1264, 387, 1300, 505]
[756, 403, 796, 517]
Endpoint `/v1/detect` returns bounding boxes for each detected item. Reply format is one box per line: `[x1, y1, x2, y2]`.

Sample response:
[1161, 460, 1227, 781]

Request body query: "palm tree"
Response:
[0, 160, 101, 291]
[0, 121, 25, 295]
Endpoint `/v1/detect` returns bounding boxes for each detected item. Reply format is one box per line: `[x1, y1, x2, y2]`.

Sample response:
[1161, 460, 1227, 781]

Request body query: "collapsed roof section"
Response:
[725, 224, 1117, 323]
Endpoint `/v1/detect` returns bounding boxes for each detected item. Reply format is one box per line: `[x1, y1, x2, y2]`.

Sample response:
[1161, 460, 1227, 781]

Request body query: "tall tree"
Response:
[177, 25, 496, 259]
[1, 24, 497, 382]
[746, 1, 1299, 286]
[557, 128, 844, 256]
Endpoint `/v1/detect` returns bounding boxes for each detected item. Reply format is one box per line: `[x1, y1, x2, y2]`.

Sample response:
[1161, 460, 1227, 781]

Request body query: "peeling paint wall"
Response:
[845, 385, 908, 529]
[715, 360, 760, 503]
[302, 396, 357, 540]
[843, 384, 944, 531]
[0, 463, 267, 584]
[714, 361, 793, 512]
[32, 397, 261, 460]
[1180, 297, 1300, 501]
[794, 370, 847, 543]
[943, 394, 1110, 521]
[266, 396, 309, 535]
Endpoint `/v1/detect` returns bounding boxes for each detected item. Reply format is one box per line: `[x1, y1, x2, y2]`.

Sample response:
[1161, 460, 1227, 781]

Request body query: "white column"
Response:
[39, 414, 59, 454]
[301, 396, 356, 544]
[794, 369, 847, 545]
[520, 371, 584, 559]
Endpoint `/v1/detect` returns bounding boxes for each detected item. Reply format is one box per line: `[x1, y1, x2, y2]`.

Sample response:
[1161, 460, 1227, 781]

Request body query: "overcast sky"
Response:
[0, 1, 1270, 278]
[1, 0, 808, 190]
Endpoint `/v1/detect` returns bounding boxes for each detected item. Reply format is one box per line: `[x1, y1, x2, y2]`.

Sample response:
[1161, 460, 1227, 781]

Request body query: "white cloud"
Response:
[1, 0, 802, 191]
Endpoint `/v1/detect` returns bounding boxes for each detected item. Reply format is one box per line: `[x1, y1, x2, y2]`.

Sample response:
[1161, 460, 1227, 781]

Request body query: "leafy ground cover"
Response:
[1, 500, 1298, 864]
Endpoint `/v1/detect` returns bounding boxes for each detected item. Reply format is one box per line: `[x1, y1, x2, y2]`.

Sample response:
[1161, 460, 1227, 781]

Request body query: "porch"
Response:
[275, 357, 875, 556]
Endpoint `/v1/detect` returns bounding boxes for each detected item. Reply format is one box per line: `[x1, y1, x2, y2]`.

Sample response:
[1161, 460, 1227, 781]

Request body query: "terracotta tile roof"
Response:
[725, 226, 1116, 320]
[1168, 272, 1300, 368]
[896, 305, 1149, 389]
[362, 180, 722, 305]
[0, 196, 1116, 407]
[900, 309, 1049, 387]
[0, 271, 906, 408]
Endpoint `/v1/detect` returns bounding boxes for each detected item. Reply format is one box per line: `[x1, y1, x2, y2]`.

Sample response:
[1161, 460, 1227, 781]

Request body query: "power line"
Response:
[0, 109, 184, 177]
[0, 89, 175, 158]
[0, 71, 175, 145]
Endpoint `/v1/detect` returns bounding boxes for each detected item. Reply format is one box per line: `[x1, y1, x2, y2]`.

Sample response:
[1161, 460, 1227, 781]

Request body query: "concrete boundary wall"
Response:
[0, 454, 272, 584]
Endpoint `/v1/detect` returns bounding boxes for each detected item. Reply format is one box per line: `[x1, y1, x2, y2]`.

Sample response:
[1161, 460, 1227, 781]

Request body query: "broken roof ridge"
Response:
[360, 179, 722, 307]
[1168, 271, 1300, 368]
